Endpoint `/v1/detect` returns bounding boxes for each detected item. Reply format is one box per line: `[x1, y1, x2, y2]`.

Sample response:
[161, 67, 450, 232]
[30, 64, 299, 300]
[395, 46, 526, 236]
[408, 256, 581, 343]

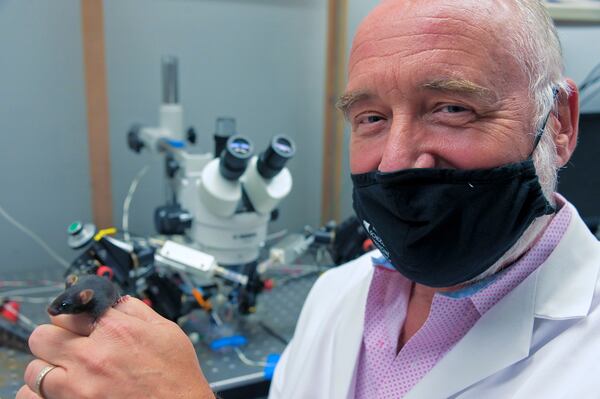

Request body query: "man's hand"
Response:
[17, 296, 215, 399]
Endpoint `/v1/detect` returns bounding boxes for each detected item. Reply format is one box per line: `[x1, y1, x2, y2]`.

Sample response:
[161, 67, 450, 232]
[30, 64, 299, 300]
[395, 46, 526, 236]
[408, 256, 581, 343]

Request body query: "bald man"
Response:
[18, 1, 600, 399]
[270, 0, 600, 398]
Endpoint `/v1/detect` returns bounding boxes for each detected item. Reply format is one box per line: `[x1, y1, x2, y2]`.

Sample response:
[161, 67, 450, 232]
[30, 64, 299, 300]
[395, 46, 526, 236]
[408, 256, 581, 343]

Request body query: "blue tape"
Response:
[209, 335, 247, 351]
[162, 138, 186, 148]
[263, 353, 281, 380]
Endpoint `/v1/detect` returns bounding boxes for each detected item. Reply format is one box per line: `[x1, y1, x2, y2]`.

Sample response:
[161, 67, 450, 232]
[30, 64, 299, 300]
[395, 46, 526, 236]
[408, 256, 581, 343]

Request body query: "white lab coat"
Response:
[269, 202, 600, 398]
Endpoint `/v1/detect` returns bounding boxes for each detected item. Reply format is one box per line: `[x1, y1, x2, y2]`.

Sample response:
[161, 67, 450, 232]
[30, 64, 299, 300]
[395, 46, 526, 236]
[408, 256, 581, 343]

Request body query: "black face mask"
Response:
[351, 104, 557, 288]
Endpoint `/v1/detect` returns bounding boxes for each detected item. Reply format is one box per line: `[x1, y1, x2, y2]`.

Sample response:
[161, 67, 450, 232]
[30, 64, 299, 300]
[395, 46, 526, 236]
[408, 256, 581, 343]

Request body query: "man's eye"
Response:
[440, 105, 469, 113]
[358, 114, 385, 124]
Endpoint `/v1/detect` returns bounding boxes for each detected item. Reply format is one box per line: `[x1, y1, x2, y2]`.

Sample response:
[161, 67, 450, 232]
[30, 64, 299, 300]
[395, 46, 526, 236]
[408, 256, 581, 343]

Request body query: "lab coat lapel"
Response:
[329, 266, 373, 399]
[405, 205, 600, 399]
[534, 208, 600, 319]
[404, 269, 539, 399]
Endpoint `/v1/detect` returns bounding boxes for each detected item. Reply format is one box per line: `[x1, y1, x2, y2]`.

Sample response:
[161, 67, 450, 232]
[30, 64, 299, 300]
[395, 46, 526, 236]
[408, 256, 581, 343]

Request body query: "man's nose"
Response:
[377, 118, 436, 172]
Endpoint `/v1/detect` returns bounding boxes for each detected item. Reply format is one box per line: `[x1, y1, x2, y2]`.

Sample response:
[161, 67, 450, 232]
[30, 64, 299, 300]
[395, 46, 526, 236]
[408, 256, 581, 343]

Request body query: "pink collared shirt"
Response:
[354, 197, 573, 398]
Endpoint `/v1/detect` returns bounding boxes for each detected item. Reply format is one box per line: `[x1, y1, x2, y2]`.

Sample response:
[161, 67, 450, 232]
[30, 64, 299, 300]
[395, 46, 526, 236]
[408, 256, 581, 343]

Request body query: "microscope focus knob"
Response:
[186, 127, 197, 145]
[66, 221, 96, 249]
[127, 124, 145, 153]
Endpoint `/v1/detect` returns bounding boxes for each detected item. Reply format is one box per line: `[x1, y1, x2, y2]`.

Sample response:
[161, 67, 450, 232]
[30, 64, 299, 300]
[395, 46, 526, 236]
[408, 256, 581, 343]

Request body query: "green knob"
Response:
[67, 221, 83, 235]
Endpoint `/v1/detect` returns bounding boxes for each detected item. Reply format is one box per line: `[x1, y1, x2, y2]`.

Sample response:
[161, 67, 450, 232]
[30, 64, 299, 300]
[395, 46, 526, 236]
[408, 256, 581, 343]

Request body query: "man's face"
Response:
[344, 0, 536, 174]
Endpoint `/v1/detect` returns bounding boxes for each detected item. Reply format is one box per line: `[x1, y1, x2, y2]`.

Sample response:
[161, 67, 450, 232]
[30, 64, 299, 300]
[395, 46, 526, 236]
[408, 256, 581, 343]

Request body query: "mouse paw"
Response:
[116, 295, 130, 305]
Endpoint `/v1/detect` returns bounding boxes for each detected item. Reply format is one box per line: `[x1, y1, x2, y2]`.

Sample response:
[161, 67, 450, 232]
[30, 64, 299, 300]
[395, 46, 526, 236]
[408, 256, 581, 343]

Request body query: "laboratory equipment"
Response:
[126, 56, 295, 313]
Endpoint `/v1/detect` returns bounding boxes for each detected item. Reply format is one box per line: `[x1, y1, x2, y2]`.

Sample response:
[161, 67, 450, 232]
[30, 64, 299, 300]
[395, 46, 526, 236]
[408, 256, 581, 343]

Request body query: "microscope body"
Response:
[172, 149, 293, 266]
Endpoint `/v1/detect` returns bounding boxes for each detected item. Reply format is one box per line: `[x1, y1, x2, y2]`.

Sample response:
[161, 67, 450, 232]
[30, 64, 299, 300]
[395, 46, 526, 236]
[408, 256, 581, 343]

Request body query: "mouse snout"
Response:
[47, 306, 60, 316]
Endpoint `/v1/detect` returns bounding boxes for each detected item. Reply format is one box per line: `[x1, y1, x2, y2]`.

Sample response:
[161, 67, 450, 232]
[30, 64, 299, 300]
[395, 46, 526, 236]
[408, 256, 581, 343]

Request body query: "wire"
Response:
[580, 73, 600, 108]
[123, 165, 150, 243]
[258, 320, 289, 345]
[579, 62, 600, 92]
[581, 89, 600, 109]
[0, 280, 61, 288]
[207, 311, 268, 367]
[266, 229, 288, 242]
[233, 347, 268, 367]
[278, 270, 321, 286]
[0, 203, 70, 269]
[579, 62, 600, 109]
[0, 285, 63, 297]
[2, 296, 55, 304]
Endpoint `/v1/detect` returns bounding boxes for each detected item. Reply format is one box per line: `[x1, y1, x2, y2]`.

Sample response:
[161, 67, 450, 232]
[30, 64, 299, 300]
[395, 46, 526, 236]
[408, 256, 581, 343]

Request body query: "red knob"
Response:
[1, 301, 20, 323]
[264, 279, 275, 291]
[96, 265, 114, 280]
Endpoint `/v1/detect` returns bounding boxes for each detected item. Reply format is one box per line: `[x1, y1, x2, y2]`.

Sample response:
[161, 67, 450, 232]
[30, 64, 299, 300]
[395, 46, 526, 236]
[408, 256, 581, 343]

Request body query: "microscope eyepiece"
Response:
[257, 135, 296, 178]
[220, 135, 254, 180]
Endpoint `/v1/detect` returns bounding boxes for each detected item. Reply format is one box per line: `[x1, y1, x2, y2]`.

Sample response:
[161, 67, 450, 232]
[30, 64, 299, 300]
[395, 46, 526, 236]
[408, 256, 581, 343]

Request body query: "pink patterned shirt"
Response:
[354, 197, 572, 398]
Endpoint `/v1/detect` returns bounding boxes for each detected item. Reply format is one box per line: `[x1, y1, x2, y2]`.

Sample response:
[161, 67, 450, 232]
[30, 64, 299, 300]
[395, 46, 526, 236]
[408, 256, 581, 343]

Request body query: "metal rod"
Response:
[162, 56, 179, 104]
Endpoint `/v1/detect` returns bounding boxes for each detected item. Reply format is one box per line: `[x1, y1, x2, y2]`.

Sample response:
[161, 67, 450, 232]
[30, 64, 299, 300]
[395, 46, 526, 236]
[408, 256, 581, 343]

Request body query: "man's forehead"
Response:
[347, 0, 524, 95]
[368, 0, 513, 22]
[351, 0, 515, 59]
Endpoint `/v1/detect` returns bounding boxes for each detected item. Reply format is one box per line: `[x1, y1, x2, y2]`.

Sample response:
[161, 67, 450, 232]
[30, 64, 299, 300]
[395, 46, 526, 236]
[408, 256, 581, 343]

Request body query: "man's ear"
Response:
[553, 79, 579, 167]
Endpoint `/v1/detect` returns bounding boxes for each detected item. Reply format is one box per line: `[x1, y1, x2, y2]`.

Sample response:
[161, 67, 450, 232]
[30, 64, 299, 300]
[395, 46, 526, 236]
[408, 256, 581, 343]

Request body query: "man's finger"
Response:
[15, 384, 42, 399]
[23, 358, 68, 399]
[28, 324, 84, 365]
[49, 312, 95, 336]
[112, 295, 164, 323]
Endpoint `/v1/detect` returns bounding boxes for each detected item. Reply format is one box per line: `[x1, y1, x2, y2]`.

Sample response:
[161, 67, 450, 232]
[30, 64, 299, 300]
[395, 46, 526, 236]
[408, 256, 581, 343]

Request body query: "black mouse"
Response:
[47, 274, 120, 319]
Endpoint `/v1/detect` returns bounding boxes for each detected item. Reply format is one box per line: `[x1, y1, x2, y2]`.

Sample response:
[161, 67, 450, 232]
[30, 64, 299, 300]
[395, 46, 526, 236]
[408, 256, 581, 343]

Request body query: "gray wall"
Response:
[339, 1, 600, 221]
[0, 0, 91, 274]
[559, 25, 600, 112]
[1, 0, 327, 277]
[104, 0, 327, 236]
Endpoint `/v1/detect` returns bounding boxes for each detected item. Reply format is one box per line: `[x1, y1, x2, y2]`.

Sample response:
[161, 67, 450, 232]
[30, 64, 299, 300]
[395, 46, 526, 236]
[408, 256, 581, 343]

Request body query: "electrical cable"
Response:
[258, 320, 289, 345]
[579, 62, 600, 92]
[0, 285, 63, 297]
[208, 311, 268, 367]
[0, 280, 60, 288]
[278, 270, 320, 286]
[123, 165, 150, 243]
[0, 203, 70, 269]
[579, 72, 600, 108]
[578, 62, 600, 109]
[581, 89, 600, 109]
[1, 296, 56, 304]
[266, 229, 288, 242]
[233, 347, 268, 367]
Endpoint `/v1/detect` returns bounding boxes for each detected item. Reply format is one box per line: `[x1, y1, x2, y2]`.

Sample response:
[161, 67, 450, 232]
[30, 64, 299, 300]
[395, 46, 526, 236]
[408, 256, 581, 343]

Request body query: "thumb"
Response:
[112, 295, 166, 323]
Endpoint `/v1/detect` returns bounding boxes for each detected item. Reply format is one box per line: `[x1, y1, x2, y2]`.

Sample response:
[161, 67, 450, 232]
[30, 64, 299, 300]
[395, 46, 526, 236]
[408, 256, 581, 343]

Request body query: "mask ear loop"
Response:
[529, 87, 560, 158]
[529, 87, 560, 215]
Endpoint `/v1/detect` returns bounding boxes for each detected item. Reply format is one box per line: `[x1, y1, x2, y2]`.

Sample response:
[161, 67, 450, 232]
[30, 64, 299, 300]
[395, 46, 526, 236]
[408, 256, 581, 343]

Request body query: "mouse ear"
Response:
[66, 274, 78, 288]
[79, 289, 95, 305]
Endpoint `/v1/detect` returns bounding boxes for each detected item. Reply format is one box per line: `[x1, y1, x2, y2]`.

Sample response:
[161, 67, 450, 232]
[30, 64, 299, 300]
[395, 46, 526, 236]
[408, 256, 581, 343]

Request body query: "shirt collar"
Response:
[370, 193, 572, 316]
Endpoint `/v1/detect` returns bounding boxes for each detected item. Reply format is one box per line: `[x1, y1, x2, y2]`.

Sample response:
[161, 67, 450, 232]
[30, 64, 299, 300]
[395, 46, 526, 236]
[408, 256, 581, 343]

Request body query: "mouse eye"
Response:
[60, 301, 69, 309]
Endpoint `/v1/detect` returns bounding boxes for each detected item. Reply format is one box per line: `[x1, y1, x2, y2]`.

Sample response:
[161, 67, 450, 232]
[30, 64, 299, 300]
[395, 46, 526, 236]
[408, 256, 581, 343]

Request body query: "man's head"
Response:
[342, 0, 580, 284]
[341, 0, 578, 189]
